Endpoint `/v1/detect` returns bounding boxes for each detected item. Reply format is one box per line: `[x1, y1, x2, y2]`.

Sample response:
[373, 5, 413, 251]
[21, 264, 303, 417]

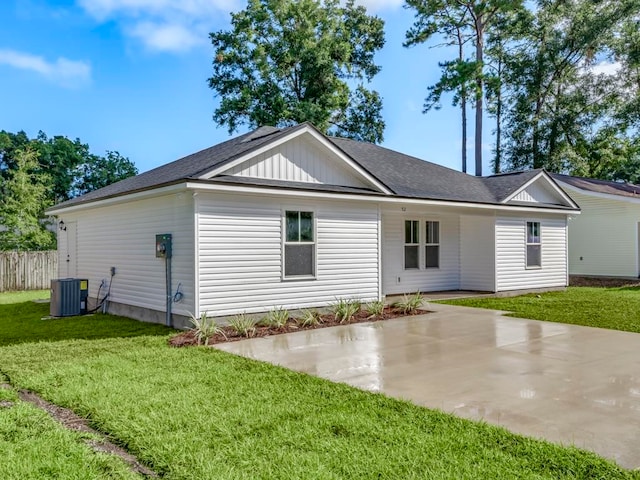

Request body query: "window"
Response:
[284, 211, 315, 277]
[404, 220, 419, 269]
[526, 221, 541, 268]
[425, 221, 440, 268]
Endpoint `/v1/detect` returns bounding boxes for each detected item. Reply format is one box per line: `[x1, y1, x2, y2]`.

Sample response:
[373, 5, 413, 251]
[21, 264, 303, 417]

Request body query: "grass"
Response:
[439, 286, 640, 333]
[0, 290, 173, 347]
[0, 290, 637, 478]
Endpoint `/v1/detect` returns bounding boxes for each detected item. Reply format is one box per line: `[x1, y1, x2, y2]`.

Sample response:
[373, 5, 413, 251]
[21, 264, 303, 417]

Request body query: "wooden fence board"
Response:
[0, 251, 57, 292]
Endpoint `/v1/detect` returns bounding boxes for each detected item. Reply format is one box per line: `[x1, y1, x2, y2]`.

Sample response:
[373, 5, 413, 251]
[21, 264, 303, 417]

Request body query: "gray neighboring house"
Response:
[553, 173, 640, 278]
[46, 123, 579, 325]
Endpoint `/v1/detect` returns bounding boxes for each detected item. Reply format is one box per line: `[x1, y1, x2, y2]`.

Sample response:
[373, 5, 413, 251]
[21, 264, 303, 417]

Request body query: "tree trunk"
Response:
[494, 55, 502, 174]
[475, 15, 484, 176]
[458, 28, 468, 174]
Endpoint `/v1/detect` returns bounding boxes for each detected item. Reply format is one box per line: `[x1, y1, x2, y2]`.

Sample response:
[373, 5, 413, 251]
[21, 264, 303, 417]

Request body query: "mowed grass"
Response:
[0, 290, 173, 346]
[440, 286, 640, 333]
[0, 336, 637, 479]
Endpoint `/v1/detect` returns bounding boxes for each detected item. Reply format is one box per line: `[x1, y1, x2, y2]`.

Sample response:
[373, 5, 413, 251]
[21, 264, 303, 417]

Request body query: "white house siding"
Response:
[223, 135, 369, 188]
[197, 192, 380, 316]
[511, 180, 561, 204]
[381, 207, 460, 295]
[495, 214, 567, 291]
[460, 214, 496, 291]
[563, 188, 640, 277]
[56, 192, 195, 317]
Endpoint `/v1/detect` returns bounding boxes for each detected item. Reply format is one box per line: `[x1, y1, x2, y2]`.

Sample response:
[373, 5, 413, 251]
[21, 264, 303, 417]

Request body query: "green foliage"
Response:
[72, 151, 138, 197]
[0, 148, 55, 251]
[189, 312, 225, 345]
[260, 307, 290, 328]
[392, 292, 423, 315]
[209, 0, 386, 143]
[364, 300, 385, 318]
[297, 309, 323, 327]
[228, 313, 256, 337]
[331, 298, 361, 323]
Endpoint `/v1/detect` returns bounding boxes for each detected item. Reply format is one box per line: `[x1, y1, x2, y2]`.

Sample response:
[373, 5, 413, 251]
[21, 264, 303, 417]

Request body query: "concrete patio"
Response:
[215, 303, 640, 469]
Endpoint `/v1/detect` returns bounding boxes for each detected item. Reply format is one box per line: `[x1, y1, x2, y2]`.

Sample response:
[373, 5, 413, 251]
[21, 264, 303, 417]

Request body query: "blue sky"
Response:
[0, 0, 492, 175]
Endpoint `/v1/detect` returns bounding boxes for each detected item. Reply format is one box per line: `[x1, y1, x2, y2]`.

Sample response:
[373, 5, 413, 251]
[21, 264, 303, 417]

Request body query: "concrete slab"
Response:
[214, 303, 640, 469]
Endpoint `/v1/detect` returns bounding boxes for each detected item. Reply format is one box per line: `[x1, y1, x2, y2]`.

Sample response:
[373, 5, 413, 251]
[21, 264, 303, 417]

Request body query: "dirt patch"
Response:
[169, 306, 429, 347]
[0, 400, 14, 408]
[17, 389, 157, 478]
[569, 276, 640, 288]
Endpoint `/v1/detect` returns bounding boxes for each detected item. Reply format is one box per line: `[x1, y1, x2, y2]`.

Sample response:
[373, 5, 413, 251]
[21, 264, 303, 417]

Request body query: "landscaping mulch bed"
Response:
[569, 276, 640, 288]
[169, 306, 429, 347]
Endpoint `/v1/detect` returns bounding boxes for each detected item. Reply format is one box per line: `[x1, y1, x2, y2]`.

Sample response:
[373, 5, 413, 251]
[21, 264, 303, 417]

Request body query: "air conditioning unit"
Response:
[50, 278, 89, 317]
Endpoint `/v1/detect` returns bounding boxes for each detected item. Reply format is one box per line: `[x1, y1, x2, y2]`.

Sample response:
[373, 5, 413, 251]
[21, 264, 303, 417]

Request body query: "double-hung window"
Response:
[404, 220, 419, 269]
[526, 221, 541, 268]
[425, 221, 440, 268]
[284, 211, 315, 278]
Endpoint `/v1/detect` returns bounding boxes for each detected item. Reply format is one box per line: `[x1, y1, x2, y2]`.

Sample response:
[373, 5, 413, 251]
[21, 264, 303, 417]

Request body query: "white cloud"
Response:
[590, 61, 623, 76]
[0, 49, 91, 87]
[77, 0, 236, 53]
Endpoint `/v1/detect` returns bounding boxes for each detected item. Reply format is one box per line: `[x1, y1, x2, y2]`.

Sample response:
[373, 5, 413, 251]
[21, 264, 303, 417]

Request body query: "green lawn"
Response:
[0, 290, 637, 479]
[440, 286, 640, 333]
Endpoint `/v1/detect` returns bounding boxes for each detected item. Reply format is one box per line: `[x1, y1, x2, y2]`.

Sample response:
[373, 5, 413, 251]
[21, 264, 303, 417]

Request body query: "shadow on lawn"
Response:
[0, 300, 174, 347]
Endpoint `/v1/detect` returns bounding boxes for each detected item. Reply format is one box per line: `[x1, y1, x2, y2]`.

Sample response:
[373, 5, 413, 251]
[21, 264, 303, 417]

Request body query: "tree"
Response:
[208, 0, 386, 143]
[72, 151, 138, 197]
[0, 148, 55, 251]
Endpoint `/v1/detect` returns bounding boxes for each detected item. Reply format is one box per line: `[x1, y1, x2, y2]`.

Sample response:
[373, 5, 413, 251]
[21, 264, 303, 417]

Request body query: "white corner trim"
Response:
[198, 125, 393, 195]
[503, 171, 579, 209]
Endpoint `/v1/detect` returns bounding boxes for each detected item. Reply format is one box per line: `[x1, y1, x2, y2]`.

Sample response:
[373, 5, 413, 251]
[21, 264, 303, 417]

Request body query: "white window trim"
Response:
[525, 220, 542, 269]
[425, 220, 440, 269]
[282, 208, 317, 281]
[404, 219, 420, 270]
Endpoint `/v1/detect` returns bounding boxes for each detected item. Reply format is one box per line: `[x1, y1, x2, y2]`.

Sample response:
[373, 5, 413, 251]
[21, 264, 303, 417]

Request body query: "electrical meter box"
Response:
[155, 233, 172, 258]
[50, 278, 89, 317]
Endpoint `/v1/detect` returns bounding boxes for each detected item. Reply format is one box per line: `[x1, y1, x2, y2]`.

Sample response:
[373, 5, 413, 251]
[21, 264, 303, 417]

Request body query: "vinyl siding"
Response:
[56, 192, 195, 316]
[495, 214, 567, 291]
[223, 135, 369, 188]
[511, 180, 561, 204]
[381, 208, 460, 294]
[197, 192, 379, 316]
[460, 214, 495, 291]
[564, 189, 640, 277]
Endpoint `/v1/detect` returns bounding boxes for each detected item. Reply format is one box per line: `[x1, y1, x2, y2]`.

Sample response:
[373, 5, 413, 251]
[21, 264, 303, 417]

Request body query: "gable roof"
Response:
[552, 173, 640, 199]
[48, 123, 578, 213]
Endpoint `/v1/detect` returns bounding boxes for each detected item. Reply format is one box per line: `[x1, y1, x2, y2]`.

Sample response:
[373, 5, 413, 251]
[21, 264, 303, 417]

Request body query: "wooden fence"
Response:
[0, 251, 57, 292]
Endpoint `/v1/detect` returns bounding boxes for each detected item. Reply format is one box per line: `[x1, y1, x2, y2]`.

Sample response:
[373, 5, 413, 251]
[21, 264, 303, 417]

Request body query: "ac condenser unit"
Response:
[50, 278, 89, 317]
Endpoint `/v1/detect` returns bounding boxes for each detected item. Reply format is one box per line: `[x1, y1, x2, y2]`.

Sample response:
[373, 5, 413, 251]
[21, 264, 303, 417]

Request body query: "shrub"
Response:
[332, 298, 361, 323]
[365, 300, 385, 318]
[261, 307, 290, 328]
[298, 309, 323, 327]
[229, 313, 256, 338]
[392, 292, 423, 315]
[189, 312, 225, 346]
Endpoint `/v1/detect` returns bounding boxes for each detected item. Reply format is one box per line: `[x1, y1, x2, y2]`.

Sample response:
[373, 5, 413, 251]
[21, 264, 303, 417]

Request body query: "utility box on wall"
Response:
[50, 278, 88, 317]
[155, 234, 172, 258]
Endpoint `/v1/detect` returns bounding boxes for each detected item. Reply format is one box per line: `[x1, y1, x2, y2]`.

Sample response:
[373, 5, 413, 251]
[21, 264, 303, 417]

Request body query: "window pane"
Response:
[404, 245, 419, 269]
[286, 211, 299, 242]
[285, 244, 314, 276]
[426, 245, 439, 268]
[527, 245, 541, 267]
[426, 221, 439, 244]
[405, 221, 412, 244]
[300, 212, 313, 241]
[527, 222, 540, 243]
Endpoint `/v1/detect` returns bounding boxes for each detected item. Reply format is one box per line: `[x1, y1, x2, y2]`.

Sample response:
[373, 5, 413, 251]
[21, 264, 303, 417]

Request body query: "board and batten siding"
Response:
[196, 192, 379, 316]
[223, 135, 369, 188]
[381, 208, 460, 295]
[495, 214, 567, 291]
[460, 214, 495, 291]
[563, 188, 640, 277]
[56, 192, 195, 317]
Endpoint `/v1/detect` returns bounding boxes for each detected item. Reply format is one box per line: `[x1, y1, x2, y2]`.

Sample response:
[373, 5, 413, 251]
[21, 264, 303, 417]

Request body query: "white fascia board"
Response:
[502, 171, 579, 208]
[185, 181, 580, 215]
[45, 183, 189, 215]
[198, 125, 393, 195]
[558, 180, 640, 205]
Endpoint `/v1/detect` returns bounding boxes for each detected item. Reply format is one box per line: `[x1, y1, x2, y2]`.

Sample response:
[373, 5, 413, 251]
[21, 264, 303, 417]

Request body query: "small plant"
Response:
[189, 312, 225, 346]
[392, 292, 423, 315]
[229, 313, 256, 338]
[365, 300, 386, 318]
[332, 298, 361, 323]
[261, 307, 290, 328]
[298, 309, 323, 327]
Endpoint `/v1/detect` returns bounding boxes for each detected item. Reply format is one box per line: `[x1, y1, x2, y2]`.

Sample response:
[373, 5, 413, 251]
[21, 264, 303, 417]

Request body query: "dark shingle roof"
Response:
[552, 173, 640, 199]
[48, 123, 573, 212]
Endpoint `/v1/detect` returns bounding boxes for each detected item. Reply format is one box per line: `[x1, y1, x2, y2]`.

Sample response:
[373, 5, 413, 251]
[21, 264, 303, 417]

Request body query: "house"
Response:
[553, 173, 640, 278]
[46, 123, 579, 327]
